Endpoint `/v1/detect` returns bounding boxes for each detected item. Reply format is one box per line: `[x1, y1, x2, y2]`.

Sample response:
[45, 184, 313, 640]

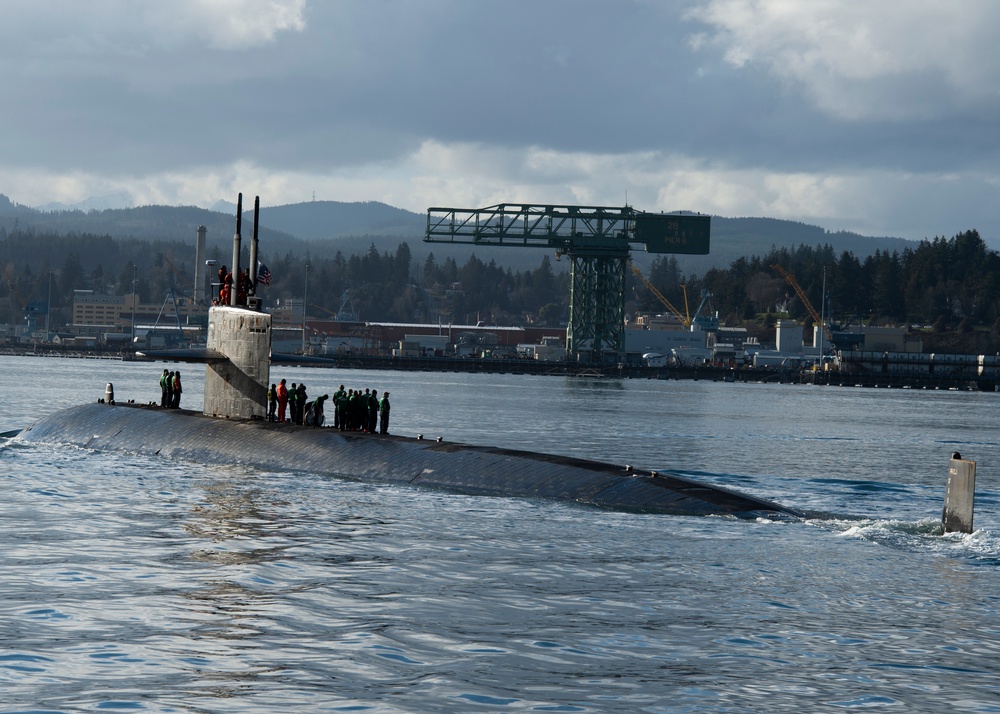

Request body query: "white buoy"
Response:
[943, 452, 976, 534]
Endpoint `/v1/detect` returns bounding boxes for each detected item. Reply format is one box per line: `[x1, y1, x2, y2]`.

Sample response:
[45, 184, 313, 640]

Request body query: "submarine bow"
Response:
[16, 403, 800, 519]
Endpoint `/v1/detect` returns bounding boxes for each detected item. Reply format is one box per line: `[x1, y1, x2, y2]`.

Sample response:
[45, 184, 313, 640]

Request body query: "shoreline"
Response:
[2, 343, 995, 391]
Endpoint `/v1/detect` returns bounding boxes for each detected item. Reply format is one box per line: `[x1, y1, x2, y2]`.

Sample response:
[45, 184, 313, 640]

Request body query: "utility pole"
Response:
[818, 266, 826, 366]
[302, 263, 310, 353]
[131, 265, 137, 343]
[45, 271, 52, 339]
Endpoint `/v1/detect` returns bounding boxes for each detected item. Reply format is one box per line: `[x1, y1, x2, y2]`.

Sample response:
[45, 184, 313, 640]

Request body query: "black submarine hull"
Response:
[16, 403, 801, 519]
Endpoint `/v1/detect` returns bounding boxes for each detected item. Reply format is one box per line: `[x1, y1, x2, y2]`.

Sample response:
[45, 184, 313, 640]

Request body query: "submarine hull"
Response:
[17, 403, 800, 519]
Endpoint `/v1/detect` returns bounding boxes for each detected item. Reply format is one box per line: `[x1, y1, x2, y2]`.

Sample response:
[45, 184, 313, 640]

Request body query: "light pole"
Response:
[44, 271, 52, 339]
[130, 264, 137, 343]
[302, 263, 310, 354]
[817, 266, 826, 368]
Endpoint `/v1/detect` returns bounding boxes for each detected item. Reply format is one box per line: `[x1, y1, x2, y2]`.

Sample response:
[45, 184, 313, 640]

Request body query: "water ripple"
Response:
[5, 359, 1000, 712]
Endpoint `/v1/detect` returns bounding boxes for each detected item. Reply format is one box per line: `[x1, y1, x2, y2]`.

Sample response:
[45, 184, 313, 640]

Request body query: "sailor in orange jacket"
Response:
[276, 379, 289, 422]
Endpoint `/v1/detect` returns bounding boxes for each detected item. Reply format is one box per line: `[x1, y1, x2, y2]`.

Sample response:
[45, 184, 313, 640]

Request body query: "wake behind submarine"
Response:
[14, 303, 800, 519]
[14, 194, 800, 519]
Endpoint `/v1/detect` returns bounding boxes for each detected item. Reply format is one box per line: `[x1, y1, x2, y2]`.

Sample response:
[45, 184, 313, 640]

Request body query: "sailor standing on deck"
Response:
[159, 369, 170, 408]
[379, 392, 390, 435]
[349, 389, 360, 430]
[216, 265, 227, 303]
[166, 371, 175, 408]
[276, 379, 289, 422]
[171, 371, 182, 409]
[368, 386, 379, 433]
[333, 384, 346, 429]
[337, 389, 350, 431]
[295, 383, 307, 425]
[359, 388, 370, 431]
[220, 268, 233, 305]
[361, 388, 371, 431]
[267, 384, 277, 422]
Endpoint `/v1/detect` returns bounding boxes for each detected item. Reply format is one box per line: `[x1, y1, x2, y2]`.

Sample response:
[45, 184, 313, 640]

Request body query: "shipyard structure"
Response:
[6, 200, 998, 389]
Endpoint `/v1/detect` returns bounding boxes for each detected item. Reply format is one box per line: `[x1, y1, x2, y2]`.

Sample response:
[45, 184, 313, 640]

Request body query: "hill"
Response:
[0, 193, 919, 274]
[684, 217, 914, 275]
[257, 200, 425, 239]
[0, 198, 312, 258]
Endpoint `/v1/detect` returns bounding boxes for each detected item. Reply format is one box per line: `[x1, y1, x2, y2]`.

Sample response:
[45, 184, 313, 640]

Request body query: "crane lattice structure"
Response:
[425, 204, 710, 361]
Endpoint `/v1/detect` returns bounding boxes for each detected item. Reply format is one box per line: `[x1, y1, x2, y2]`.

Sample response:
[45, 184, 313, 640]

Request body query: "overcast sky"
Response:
[2, 0, 999, 242]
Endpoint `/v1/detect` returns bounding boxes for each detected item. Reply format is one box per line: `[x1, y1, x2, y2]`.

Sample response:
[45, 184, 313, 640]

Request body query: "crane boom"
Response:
[3, 263, 40, 314]
[628, 262, 690, 327]
[771, 264, 832, 342]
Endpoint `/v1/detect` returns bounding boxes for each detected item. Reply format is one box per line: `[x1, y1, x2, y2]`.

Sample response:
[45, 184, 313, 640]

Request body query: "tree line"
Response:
[638, 229, 1000, 353]
[674, 230, 999, 333]
[2, 225, 998, 343]
[0, 227, 567, 328]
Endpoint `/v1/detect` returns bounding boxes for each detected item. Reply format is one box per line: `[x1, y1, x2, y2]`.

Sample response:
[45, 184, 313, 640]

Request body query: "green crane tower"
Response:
[424, 203, 710, 362]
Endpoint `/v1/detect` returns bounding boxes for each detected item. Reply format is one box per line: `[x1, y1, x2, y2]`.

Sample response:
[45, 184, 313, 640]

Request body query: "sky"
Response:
[2, 0, 999, 242]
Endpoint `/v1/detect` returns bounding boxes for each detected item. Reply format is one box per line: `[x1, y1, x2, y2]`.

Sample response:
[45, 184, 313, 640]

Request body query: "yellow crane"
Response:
[3, 263, 41, 315]
[628, 261, 690, 327]
[161, 254, 193, 301]
[771, 264, 833, 342]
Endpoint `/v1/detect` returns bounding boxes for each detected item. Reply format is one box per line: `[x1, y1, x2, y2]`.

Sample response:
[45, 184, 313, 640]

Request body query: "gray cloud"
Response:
[0, 0, 997, 242]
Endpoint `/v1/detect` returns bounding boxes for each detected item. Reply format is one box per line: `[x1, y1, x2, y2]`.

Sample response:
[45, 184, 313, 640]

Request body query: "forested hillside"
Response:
[646, 229, 1000, 354]
[0, 227, 568, 330]
[0, 194, 921, 274]
[4, 193, 997, 351]
[2, 212, 996, 355]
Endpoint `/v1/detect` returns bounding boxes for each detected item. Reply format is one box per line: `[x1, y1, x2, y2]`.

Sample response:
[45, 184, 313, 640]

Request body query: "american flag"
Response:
[257, 261, 271, 286]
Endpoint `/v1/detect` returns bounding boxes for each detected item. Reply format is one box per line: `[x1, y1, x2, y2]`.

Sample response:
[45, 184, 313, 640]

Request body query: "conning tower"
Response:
[203, 305, 271, 419]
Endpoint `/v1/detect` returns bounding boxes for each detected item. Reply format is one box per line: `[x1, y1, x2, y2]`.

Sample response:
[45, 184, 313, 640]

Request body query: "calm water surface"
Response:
[2, 355, 1000, 712]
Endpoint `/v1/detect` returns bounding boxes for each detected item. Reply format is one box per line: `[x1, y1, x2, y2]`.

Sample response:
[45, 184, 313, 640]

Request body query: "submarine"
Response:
[14, 303, 801, 519]
[12, 194, 801, 520]
[17, 400, 798, 518]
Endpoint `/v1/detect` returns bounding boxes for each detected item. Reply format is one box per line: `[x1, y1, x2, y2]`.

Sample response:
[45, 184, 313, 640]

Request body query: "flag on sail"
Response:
[257, 261, 271, 286]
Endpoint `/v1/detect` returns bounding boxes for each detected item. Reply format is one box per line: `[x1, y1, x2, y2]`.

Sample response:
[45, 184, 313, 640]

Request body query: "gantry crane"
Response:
[771, 264, 833, 342]
[425, 204, 710, 361]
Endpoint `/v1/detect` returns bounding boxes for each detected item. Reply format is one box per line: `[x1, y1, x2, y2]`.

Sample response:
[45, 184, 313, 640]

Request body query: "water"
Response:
[2, 354, 1000, 712]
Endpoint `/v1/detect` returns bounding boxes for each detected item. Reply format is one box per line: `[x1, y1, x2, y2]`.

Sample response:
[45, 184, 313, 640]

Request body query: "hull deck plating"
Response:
[17, 402, 800, 519]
